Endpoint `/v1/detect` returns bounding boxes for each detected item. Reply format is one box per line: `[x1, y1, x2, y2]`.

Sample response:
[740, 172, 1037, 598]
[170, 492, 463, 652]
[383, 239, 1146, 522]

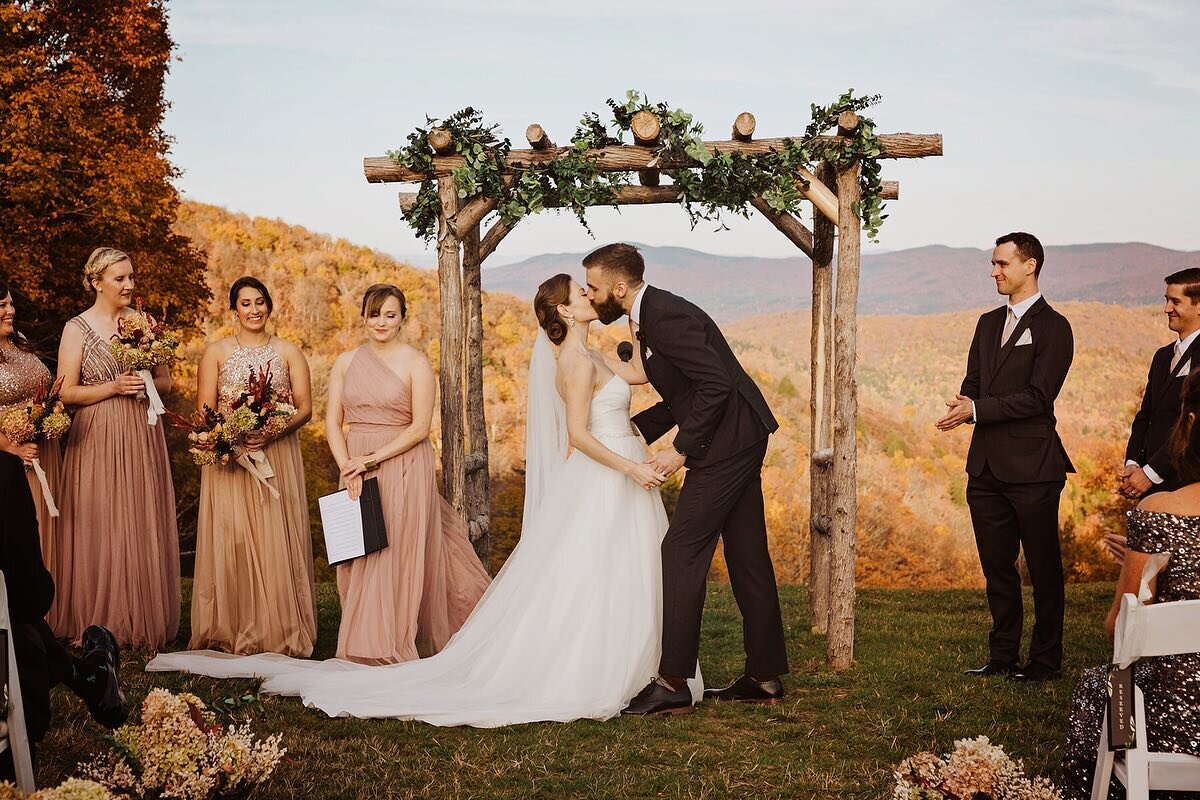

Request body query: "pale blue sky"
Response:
[165, 0, 1200, 264]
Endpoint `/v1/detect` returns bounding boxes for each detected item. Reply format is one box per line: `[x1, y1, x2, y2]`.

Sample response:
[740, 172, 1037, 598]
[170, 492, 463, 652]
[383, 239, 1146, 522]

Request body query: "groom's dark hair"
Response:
[583, 243, 645, 284]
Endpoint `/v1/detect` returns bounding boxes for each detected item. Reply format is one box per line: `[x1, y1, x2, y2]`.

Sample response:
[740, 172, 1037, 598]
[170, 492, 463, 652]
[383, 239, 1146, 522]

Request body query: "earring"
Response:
[567, 316, 575, 328]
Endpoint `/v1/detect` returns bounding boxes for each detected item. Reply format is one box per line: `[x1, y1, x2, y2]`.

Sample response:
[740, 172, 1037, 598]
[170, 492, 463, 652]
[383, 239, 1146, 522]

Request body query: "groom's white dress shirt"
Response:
[629, 283, 650, 326]
[1128, 325, 1200, 484]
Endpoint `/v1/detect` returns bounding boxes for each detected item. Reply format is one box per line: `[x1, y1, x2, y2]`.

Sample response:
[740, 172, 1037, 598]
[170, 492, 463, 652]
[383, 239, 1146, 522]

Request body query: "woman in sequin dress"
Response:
[1060, 373, 1200, 799]
[49, 248, 180, 648]
[0, 283, 62, 565]
[187, 277, 317, 656]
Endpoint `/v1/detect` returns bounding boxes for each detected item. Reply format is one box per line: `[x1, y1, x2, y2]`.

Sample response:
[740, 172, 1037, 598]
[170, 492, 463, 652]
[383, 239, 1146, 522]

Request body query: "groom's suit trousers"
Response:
[659, 438, 789, 679]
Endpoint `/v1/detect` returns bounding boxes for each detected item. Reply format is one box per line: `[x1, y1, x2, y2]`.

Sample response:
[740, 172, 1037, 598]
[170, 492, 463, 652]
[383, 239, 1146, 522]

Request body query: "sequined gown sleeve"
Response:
[334, 346, 490, 665]
[0, 345, 61, 567]
[48, 317, 180, 648]
[1060, 508, 1200, 799]
[188, 341, 317, 657]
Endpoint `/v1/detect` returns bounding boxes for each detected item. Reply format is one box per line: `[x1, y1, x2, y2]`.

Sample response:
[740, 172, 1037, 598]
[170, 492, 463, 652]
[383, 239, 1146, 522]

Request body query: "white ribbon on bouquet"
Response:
[30, 457, 59, 517]
[138, 369, 166, 425]
[236, 448, 280, 501]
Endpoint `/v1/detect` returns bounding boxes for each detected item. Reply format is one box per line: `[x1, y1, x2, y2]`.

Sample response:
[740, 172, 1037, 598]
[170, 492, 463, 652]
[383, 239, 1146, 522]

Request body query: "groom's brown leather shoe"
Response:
[621, 678, 693, 716]
[703, 674, 784, 704]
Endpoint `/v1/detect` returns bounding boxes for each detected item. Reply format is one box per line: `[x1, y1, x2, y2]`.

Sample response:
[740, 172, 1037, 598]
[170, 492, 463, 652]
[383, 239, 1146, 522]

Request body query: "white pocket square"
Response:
[1180, 359, 1192, 375]
[1014, 329, 1033, 347]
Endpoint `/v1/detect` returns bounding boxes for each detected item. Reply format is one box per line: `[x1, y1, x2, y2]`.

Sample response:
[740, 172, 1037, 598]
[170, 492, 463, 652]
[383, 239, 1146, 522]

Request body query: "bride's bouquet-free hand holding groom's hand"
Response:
[935, 394, 974, 431]
[645, 446, 685, 478]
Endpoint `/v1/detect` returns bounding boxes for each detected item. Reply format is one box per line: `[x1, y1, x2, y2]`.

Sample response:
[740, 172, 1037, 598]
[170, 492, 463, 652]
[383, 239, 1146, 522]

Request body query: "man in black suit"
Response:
[937, 232, 1074, 683]
[0, 452, 126, 781]
[583, 243, 789, 716]
[1120, 268, 1200, 499]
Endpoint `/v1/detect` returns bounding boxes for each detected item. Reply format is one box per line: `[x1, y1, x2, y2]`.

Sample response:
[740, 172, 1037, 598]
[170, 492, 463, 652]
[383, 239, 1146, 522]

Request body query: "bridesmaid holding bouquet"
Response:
[50, 248, 180, 648]
[187, 276, 317, 656]
[0, 282, 64, 565]
[327, 284, 489, 665]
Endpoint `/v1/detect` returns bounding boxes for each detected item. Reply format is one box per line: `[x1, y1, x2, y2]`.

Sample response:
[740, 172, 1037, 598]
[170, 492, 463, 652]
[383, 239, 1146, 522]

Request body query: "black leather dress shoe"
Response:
[621, 678, 693, 716]
[962, 661, 1019, 677]
[1007, 664, 1062, 683]
[75, 625, 128, 729]
[703, 674, 784, 704]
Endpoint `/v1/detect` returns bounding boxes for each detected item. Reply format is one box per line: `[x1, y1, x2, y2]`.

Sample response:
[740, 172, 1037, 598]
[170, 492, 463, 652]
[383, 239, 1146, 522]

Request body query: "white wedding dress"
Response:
[148, 333, 701, 726]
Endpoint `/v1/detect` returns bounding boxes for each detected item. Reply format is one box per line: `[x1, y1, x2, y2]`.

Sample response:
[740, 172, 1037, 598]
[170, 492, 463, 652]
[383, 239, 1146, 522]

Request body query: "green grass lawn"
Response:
[41, 581, 1113, 799]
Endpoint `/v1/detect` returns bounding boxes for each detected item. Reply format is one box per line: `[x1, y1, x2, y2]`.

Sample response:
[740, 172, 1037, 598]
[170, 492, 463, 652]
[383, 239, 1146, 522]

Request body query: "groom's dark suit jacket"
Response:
[631, 286, 777, 465]
[1125, 337, 1200, 488]
[960, 296, 1075, 482]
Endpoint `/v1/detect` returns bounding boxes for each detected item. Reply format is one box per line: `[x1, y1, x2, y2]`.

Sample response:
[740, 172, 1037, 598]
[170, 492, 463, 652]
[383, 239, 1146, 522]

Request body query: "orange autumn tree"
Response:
[0, 0, 207, 351]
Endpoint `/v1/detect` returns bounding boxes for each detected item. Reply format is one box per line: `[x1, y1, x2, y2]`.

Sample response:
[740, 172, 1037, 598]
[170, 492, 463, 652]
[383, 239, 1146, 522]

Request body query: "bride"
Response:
[148, 273, 702, 725]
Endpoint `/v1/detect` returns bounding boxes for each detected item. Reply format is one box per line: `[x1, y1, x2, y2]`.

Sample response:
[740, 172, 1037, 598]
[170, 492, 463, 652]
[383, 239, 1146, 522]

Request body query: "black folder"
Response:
[323, 477, 389, 566]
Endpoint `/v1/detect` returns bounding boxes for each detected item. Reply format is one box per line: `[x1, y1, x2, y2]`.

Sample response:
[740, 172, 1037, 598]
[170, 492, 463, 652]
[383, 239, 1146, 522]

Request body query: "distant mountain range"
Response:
[481, 242, 1200, 319]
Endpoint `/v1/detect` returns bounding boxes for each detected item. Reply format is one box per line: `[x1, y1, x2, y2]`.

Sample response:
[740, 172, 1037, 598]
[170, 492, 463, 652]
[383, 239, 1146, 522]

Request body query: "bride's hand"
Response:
[625, 461, 666, 491]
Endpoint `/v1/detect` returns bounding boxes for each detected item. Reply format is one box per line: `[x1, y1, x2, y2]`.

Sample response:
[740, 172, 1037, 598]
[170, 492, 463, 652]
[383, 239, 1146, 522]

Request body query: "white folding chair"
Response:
[1090, 589, 1200, 799]
[0, 571, 36, 791]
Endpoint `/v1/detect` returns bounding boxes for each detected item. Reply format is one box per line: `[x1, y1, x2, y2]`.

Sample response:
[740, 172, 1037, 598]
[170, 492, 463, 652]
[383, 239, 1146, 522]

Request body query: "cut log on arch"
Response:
[427, 127, 454, 155]
[364, 133, 943, 182]
[526, 124, 555, 150]
[732, 112, 756, 142]
[836, 111, 859, 138]
[399, 192, 419, 214]
[630, 111, 661, 147]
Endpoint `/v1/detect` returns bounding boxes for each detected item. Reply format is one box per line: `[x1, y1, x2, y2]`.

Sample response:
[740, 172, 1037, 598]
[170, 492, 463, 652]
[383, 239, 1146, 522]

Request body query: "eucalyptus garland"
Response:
[387, 89, 890, 244]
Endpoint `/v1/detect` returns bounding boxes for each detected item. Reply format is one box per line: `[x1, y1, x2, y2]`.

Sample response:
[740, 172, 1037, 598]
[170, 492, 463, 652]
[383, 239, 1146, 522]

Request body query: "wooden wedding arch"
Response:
[362, 109, 942, 668]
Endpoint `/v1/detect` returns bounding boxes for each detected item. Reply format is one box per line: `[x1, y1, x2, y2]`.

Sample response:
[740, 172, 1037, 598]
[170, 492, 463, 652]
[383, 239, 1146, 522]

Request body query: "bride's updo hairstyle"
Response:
[533, 273, 572, 345]
[1171, 371, 1200, 484]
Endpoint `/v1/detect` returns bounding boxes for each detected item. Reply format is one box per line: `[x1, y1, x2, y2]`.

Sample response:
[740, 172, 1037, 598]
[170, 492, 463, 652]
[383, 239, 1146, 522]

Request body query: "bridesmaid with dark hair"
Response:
[0, 282, 62, 565]
[326, 283, 489, 665]
[51, 247, 180, 648]
[186, 276, 317, 656]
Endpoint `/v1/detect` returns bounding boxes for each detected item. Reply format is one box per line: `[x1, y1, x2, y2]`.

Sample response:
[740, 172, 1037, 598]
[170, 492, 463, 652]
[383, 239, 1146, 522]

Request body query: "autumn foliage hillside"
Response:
[173, 201, 1162, 587]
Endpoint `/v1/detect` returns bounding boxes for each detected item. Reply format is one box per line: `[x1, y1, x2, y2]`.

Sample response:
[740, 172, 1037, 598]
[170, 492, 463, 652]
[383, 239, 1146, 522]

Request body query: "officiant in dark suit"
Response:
[1120, 268, 1200, 499]
[936, 232, 1075, 683]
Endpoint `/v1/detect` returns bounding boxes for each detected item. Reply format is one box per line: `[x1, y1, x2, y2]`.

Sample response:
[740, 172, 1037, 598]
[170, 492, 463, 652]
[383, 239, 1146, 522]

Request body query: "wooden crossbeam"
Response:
[398, 181, 898, 228]
[365, 133, 942, 183]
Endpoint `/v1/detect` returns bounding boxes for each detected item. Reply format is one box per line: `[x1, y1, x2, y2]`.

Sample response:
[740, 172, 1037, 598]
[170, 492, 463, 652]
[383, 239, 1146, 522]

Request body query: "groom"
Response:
[583, 243, 789, 715]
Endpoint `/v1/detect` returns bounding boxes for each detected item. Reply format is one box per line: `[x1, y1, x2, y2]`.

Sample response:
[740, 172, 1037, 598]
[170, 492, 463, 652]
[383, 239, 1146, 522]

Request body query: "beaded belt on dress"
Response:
[592, 428, 638, 440]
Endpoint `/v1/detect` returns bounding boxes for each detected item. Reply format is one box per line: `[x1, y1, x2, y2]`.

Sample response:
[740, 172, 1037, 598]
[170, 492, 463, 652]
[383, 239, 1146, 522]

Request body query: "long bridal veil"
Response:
[522, 328, 567, 528]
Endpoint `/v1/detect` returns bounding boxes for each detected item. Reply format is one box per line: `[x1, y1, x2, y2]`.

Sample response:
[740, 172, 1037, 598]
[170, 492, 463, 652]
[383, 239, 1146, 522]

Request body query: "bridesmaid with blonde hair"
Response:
[50, 247, 180, 648]
[327, 283, 489, 664]
[187, 276, 317, 656]
[0, 282, 63, 565]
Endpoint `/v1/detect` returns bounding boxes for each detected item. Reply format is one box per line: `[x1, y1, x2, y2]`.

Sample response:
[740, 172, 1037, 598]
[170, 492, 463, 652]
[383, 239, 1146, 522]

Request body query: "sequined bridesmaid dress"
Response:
[1060, 507, 1200, 799]
[49, 316, 179, 648]
[0, 343, 62, 566]
[188, 340, 316, 657]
